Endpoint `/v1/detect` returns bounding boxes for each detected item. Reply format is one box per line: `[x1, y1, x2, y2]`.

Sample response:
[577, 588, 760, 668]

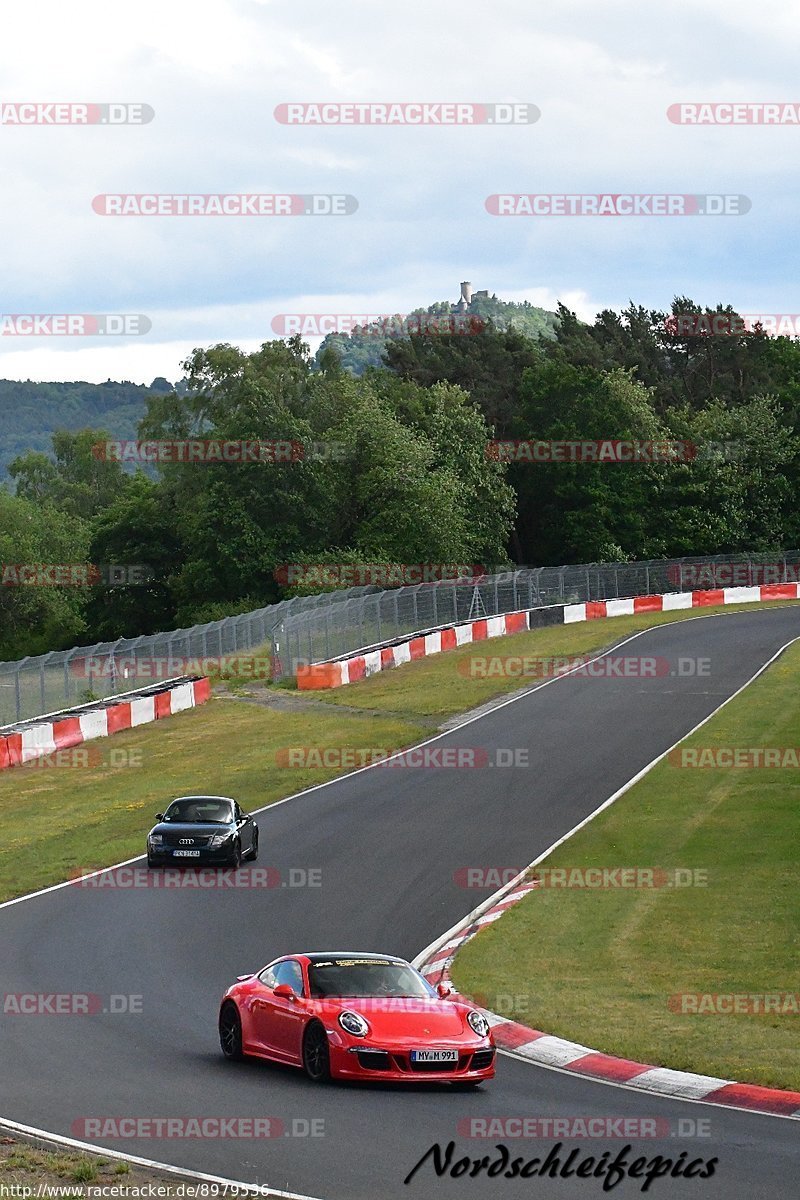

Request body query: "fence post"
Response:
[15, 659, 28, 723]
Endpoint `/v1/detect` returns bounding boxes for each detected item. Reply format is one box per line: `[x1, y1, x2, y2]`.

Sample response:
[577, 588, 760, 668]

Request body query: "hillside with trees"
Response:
[3, 297, 800, 660]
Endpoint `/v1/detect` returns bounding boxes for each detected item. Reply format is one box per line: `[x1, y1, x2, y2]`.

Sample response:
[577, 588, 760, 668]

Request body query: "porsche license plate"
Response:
[410, 1049, 458, 1063]
[173, 849, 201, 857]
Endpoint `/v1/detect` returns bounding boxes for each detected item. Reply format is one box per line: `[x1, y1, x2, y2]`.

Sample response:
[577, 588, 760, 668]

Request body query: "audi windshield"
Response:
[162, 799, 234, 823]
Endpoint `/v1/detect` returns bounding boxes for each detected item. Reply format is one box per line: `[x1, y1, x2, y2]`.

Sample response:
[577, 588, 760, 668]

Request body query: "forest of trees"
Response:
[0, 378, 181, 481]
[2, 296, 800, 660]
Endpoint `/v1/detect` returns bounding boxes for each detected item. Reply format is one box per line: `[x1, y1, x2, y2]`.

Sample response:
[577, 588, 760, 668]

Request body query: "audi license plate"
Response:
[410, 1049, 458, 1063]
[173, 849, 201, 857]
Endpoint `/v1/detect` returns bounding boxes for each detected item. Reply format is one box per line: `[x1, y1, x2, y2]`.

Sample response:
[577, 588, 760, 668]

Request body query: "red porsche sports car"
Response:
[218, 951, 495, 1085]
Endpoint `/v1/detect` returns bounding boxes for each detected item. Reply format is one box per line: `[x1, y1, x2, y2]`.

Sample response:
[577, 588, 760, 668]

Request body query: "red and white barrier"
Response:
[0, 677, 211, 772]
[296, 584, 800, 689]
[417, 878, 800, 1120]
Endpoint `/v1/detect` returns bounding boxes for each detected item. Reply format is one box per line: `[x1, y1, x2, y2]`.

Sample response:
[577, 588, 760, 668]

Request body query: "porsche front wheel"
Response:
[302, 1022, 331, 1082]
[219, 1002, 244, 1061]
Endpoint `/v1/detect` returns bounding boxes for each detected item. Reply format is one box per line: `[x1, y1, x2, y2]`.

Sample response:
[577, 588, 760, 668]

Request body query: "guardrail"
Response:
[0, 675, 211, 771]
[272, 552, 800, 678]
[5, 551, 799, 720]
[0, 584, 379, 726]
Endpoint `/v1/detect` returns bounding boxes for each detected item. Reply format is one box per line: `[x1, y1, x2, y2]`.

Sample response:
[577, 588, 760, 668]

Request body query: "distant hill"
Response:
[0, 378, 178, 481]
[314, 291, 559, 375]
[0, 291, 559, 478]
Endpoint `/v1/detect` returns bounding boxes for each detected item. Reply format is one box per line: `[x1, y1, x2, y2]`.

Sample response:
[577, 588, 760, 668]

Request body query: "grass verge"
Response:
[450, 637, 800, 1091]
[0, 1132, 237, 1196]
[0, 701, 429, 903]
[3, 589, 798, 1065]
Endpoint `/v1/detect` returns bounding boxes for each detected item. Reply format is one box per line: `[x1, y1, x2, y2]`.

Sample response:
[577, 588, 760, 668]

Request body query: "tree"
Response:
[0, 489, 89, 658]
[9, 429, 133, 520]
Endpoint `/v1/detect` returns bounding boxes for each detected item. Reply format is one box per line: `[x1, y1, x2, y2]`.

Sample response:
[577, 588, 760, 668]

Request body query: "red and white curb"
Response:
[297, 583, 800, 689]
[417, 881, 800, 1119]
[0, 677, 211, 771]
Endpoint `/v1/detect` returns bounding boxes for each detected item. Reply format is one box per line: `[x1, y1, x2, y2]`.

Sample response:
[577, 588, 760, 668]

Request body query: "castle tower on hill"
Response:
[452, 281, 488, 313]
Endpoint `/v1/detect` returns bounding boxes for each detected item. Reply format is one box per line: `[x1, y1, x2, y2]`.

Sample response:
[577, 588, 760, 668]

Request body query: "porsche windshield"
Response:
[307, 959, 435, 999]
[163, 799, 233, 824]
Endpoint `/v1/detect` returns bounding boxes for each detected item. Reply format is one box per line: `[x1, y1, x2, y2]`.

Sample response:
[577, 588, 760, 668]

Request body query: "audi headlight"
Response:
[467, 1010, 490, 1038]
[148, 833, 163, 844]
[208, 833, 231, 848]
[338, 1011, 369, 1037]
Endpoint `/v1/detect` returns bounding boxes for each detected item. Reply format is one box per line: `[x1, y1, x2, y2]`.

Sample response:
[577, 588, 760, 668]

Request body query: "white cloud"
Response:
[0, 0, 795, 383]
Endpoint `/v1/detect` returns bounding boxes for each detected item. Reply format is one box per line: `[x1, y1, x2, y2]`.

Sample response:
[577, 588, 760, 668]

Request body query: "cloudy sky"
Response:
[1, 0, 799, 383]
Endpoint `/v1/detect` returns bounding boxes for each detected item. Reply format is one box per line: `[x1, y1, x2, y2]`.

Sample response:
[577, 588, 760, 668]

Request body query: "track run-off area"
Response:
[2, 606, 799, 1199]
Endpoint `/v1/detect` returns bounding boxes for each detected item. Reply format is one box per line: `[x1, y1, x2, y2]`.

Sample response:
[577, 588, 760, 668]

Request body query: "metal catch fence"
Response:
[270, 551, 800, 678]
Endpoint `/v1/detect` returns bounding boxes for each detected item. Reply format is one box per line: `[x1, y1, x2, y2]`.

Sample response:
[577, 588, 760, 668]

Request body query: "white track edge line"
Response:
[495, 1048, 800, 1124]
[0, 1117, 323, 1199]
[0, 604, 797, 1191]
[4, 602, 792, 914]
[412, 633, 800, 1122]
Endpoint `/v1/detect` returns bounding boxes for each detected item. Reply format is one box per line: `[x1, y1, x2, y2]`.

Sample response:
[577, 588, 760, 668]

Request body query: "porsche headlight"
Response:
[338, 1011, 369, 1037]
[467, 1010, 490, 1038]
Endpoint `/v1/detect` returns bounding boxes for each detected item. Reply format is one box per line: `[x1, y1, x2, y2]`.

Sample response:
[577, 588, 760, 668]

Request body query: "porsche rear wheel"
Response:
[219, 1002, 244, 1061]
[302, 1022, 331, 1082]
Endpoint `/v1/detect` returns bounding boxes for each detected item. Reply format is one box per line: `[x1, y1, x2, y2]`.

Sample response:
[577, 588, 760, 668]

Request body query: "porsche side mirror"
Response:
[274, 984, 296, 1000]
[437, 983, 452, 998]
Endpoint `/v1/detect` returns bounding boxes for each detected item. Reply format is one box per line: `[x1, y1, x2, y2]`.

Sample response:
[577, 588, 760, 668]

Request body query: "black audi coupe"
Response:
[146, 795, 258, 868]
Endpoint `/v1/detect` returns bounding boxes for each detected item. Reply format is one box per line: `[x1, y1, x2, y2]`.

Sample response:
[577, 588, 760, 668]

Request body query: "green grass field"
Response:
[0, 701, 429, 903]
[451, 637, 800, 1091]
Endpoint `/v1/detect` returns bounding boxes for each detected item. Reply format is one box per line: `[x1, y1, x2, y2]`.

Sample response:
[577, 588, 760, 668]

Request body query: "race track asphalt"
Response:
[2, 607, 799, 1199]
